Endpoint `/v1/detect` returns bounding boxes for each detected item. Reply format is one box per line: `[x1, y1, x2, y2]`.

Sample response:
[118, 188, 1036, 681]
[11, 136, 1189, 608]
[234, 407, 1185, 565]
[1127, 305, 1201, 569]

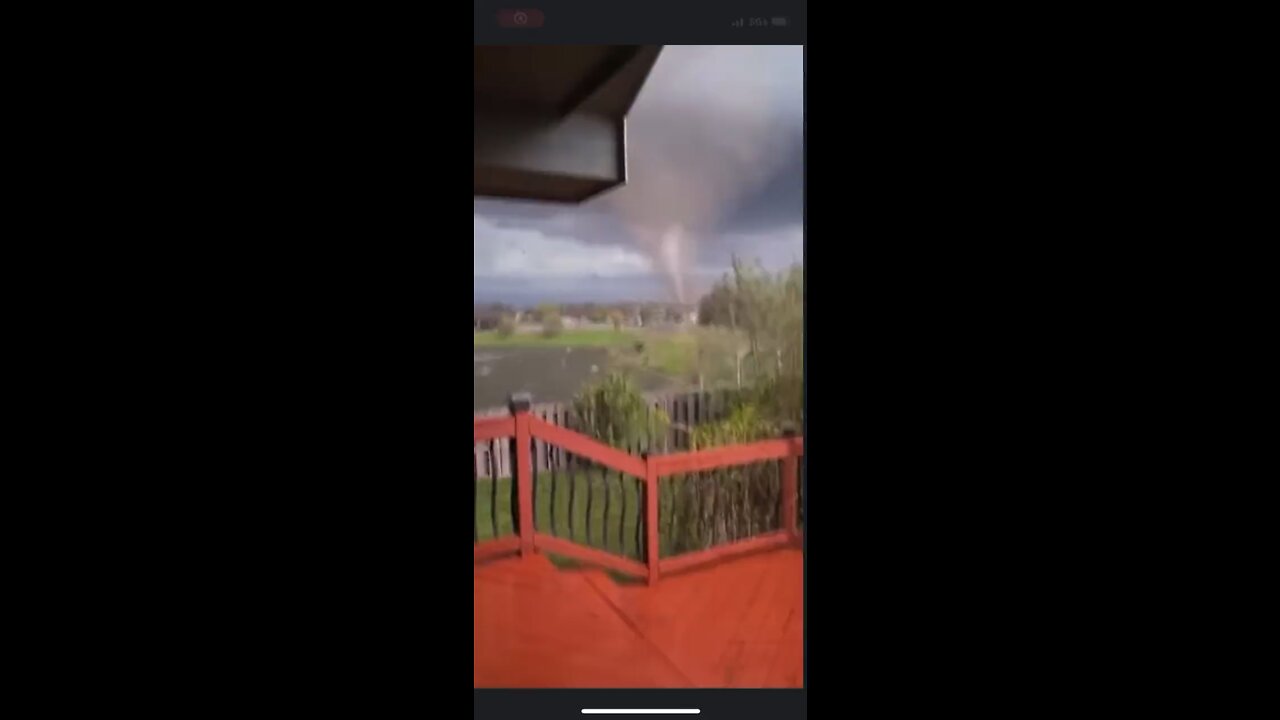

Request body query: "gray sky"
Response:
[474, 45, 803, 305]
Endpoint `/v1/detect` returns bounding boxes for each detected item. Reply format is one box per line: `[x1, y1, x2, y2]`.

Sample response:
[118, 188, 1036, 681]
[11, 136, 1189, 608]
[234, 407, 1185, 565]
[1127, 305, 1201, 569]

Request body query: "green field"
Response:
[474, 328, 638, 348]
[608, 327, 753, 388]
[474, 326, 754, 391]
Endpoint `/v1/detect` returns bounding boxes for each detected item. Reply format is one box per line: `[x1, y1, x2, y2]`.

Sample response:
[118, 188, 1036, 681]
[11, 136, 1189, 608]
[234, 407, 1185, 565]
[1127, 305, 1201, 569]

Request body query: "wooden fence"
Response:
[473, 394, 803, 584]
[473, 388, 747, 481]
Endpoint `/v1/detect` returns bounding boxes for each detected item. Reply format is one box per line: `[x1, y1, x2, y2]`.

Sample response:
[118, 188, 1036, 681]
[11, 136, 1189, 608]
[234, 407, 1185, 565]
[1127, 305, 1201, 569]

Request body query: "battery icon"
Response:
[771, 17, 788, 26]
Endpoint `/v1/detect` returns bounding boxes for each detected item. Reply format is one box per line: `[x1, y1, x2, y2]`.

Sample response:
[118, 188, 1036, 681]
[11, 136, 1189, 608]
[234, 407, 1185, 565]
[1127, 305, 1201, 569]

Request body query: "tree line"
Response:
[474, 301, 697, 332]
[694, 258, 803, 436]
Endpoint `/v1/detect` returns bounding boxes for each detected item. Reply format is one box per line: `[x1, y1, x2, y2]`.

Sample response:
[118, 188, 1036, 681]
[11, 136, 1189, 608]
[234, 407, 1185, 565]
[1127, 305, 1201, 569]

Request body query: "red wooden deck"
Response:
[474, 548, 803, 688]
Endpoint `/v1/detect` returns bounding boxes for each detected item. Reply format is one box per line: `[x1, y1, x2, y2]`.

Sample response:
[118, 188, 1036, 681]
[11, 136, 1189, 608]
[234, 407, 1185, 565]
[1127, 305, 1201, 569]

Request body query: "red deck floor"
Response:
[474, 548, 803, 688]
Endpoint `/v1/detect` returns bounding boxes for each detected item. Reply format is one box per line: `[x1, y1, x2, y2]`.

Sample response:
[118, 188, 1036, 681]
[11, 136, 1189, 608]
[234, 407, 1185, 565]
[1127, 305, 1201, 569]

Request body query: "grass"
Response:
[475, 473, 646, 582]
[609, 327, 754, 388]
[474, 328, 638, 348]
[474, 326, 757, 393]
[638, 331, 698, 377]
[475, 464, 791, 581]
[475, 473, 646, 558]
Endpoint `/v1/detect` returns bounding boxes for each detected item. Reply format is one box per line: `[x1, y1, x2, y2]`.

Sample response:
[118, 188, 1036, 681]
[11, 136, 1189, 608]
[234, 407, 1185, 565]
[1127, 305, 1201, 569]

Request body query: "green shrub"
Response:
[573, 372, 668, 449]
[691, 403, 774, 448]
[496, 316, 516, 338]
[541, 312, 563, 338]
[681, 389, 795, 552]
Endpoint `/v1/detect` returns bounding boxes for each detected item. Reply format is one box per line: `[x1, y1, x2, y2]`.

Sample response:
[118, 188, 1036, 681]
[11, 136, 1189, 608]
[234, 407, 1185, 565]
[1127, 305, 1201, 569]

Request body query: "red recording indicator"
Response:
[497, 9, 545, 28]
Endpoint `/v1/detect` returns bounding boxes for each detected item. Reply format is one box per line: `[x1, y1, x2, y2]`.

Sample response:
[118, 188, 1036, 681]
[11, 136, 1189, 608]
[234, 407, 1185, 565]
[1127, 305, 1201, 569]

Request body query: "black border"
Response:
[89, 6, 480, 711]
[75, 1, 1205, 715]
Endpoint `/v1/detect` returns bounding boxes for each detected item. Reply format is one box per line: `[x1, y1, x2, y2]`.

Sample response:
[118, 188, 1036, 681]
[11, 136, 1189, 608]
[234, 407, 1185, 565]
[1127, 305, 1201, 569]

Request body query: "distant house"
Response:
[474, 304, 510, 331]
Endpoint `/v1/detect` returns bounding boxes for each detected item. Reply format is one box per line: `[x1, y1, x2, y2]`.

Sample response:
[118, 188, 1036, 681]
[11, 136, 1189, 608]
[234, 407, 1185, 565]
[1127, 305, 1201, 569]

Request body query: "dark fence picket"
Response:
[530, 434, 538, 530]
[551, 409, 559, 468]
[585, 460, 595, 547]
[635, 477, 644, 562]
[489, 438, 500, 537]
[666, 476, 677, 554]
[619, 466, 630, 555]
[504, 435, 514, 535]
[669, 396, 677, 452]
[566, 411, 577, 542]
[776, 459, 785, 532]
[550, 406, 561, 536]
[798, 452, 805, 529]
[689, 396, 696, 447]
[601, 463, 611, 551]
[549, 451, 559, 536]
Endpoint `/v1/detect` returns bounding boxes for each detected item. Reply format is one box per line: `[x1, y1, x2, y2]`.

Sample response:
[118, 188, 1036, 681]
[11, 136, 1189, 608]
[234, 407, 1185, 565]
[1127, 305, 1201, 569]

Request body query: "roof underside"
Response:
[474, 45, 661, 204]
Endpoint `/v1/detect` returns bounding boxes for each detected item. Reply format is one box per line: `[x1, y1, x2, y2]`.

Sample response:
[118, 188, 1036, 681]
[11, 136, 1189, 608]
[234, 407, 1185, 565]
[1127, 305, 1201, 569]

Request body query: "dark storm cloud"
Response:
[713, 136, 804, 236]
[610, 45, 801, 236]
[474, 45, 802, 303]
[474, 198, 626, 245]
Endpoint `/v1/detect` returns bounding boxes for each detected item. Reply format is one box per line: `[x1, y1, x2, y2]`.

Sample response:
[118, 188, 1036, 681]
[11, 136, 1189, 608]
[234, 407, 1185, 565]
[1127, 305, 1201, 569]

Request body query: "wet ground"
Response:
[474, 347, 670, 411]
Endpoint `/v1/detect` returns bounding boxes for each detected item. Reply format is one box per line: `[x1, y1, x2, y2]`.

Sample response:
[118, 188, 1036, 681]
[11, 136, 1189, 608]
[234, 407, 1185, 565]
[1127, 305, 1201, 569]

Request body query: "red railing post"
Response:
[510, 393, 535, 558]
[781, 424, 799, 542]
[645, 453, 659, 586]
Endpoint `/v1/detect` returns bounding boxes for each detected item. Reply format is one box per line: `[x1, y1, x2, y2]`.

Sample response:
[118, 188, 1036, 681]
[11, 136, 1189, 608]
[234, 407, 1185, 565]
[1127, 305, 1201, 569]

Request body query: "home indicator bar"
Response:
[581, 711, 701, 716]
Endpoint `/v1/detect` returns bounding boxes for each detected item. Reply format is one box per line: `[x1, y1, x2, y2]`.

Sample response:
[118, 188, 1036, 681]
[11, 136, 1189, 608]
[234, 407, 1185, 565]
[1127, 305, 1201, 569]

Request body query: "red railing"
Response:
[472, 397, 804, 585]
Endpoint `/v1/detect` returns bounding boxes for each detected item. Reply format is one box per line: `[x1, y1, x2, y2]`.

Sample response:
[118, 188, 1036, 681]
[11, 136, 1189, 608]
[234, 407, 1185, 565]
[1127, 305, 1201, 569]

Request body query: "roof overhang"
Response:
[474, 45, 662, 204]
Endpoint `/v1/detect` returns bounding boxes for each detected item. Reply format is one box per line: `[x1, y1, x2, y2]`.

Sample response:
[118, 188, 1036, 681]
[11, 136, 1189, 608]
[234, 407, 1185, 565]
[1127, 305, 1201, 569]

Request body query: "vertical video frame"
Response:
[474, 44, 804, 689]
